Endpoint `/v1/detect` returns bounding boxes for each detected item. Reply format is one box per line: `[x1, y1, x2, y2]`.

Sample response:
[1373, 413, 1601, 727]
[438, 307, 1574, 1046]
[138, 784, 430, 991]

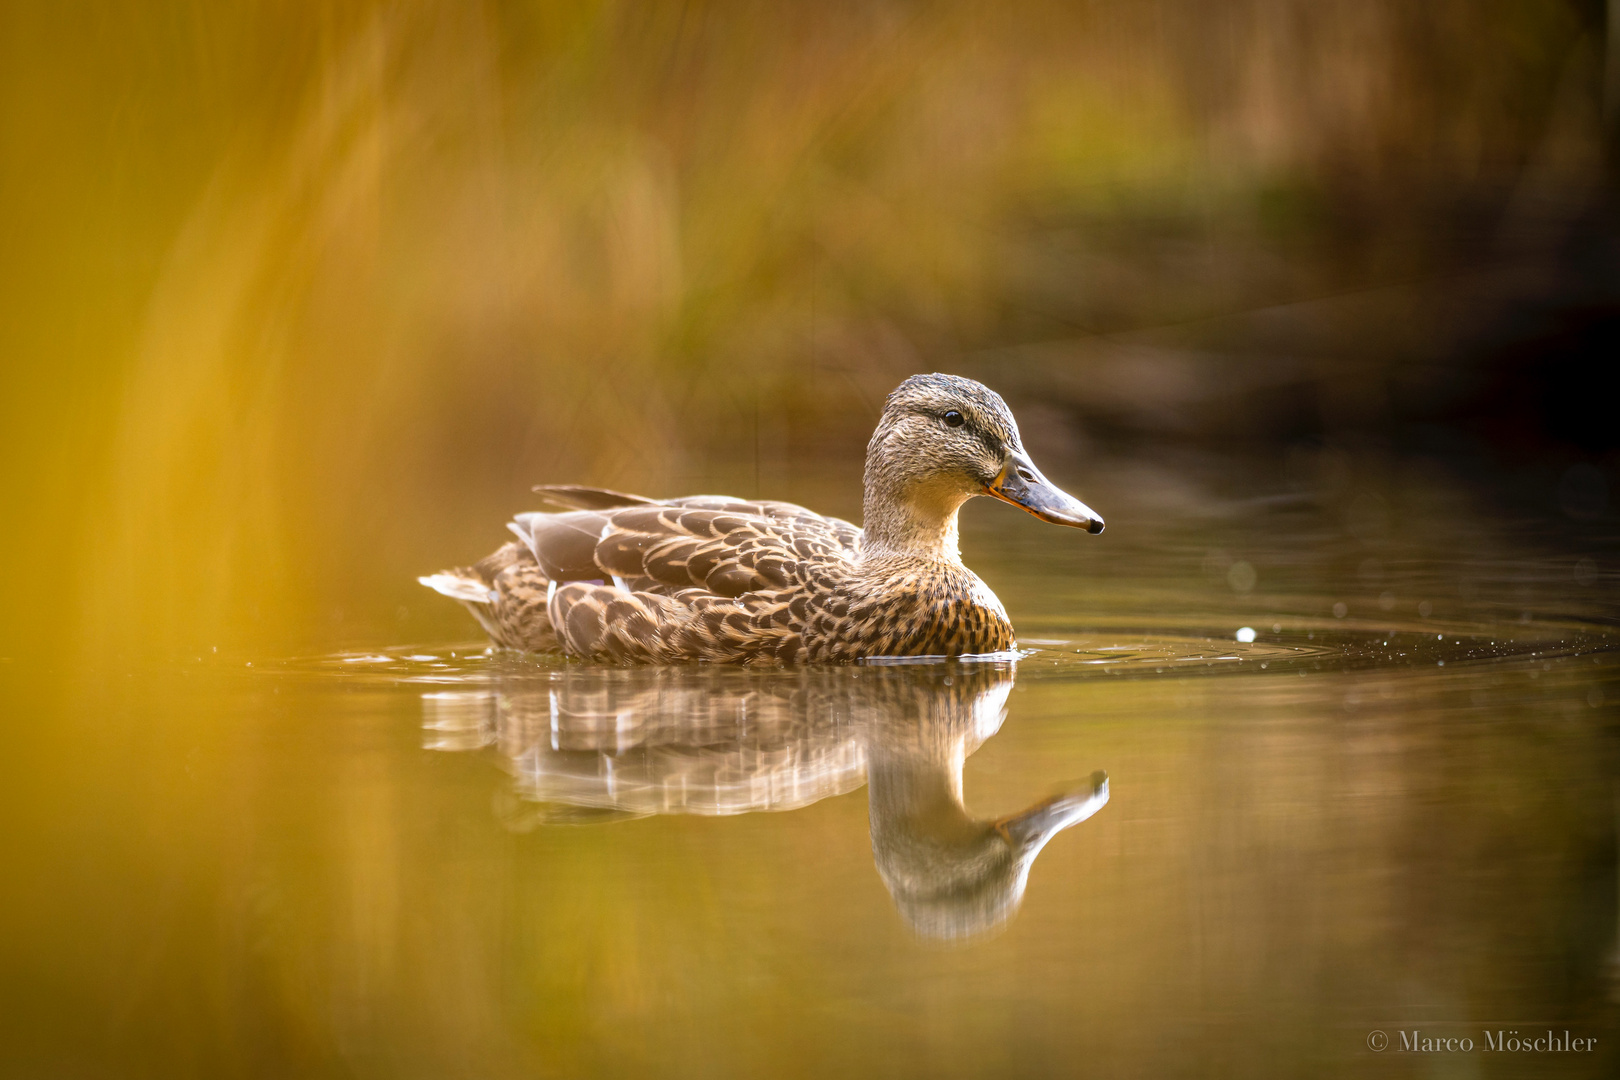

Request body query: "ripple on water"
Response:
[266, 616, 1615, 688]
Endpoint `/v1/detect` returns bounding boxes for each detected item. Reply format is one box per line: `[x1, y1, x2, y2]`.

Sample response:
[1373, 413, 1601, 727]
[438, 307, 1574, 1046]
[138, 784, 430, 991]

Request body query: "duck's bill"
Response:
[984, 451, 1105, 534]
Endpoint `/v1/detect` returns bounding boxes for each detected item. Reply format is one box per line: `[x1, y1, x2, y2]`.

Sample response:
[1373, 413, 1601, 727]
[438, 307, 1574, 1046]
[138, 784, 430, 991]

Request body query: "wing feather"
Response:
[532, 485, 658, 511]
[510, 510, 612, 581]
[467, 490, 862, 662]
[592, 503, 855, 599]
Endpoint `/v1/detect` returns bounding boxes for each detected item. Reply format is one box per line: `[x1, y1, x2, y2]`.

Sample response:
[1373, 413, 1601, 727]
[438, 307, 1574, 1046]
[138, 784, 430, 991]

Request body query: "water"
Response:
[3, 481, 1617, 1078]
[6, 2, 1616, 1072]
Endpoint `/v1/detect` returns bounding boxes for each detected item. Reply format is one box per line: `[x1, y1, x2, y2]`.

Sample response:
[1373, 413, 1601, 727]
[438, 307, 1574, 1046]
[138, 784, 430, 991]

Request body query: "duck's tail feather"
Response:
[419, 542, 562, 652]
[418, 572, 496, 605]
[419, 540, 534, 605]
[418, 569, 506, 644]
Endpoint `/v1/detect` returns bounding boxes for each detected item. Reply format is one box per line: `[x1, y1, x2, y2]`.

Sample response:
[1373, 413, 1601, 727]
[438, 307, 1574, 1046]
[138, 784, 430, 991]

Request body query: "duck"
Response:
[419, 373, 1103, 663]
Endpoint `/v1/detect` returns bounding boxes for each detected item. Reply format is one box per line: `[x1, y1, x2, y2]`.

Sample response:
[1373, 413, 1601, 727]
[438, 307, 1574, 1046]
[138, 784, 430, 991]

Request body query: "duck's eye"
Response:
[942, 410, 965, 428]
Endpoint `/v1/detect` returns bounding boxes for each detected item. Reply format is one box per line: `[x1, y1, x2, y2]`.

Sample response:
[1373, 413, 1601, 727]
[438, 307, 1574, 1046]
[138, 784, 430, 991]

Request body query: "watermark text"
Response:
[1365, 1029, 1597, 1054]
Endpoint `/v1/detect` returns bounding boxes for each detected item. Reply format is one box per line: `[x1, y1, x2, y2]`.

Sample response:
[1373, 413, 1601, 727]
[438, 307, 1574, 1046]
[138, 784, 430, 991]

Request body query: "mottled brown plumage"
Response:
[420, 373, 1103, 662]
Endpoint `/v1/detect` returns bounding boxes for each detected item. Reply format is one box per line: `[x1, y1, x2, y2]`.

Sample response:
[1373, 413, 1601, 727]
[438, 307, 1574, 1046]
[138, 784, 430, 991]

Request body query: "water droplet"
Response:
[1235, 627, 1256, 643]
[1332, 602, 1348, 618]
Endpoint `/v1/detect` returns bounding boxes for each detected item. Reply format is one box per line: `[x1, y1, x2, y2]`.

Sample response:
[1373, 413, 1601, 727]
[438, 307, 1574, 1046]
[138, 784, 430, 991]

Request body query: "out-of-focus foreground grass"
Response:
[1, 1, 1611, 657]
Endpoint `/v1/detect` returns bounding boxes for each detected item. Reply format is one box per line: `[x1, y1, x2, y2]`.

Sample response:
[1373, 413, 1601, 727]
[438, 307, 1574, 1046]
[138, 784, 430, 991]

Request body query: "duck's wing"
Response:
[665, 496, 861, 557]
[533, 485, 658, 511]
[510, 498, 857, 600]
[589, 503, 858, 598]
[535, 486, 861, 555]
[503, 509, 615, 582]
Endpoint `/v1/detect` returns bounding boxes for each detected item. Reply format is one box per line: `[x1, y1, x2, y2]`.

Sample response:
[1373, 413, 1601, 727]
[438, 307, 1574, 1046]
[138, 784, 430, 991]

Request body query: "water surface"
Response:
[4, 480, 1617, 1078]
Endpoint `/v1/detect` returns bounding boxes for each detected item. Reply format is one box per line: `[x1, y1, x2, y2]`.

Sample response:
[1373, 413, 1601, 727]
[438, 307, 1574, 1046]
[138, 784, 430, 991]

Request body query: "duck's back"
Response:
[424, 487, 866, 663]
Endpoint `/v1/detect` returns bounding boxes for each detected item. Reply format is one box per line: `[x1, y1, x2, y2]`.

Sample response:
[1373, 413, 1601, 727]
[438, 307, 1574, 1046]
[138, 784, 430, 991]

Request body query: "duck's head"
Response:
[862, 373, 1103, 556]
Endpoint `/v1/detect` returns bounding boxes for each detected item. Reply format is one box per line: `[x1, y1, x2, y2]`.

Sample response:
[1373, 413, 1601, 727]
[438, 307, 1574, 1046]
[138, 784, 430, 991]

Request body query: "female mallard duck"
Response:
[420, 373, 1103, 662]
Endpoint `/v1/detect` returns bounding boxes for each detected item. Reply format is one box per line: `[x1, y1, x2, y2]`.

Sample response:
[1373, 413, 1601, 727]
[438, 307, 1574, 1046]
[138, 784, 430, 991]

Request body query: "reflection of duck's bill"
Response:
[984, 449, 1104, 534]
[996, 770, 1110, 855]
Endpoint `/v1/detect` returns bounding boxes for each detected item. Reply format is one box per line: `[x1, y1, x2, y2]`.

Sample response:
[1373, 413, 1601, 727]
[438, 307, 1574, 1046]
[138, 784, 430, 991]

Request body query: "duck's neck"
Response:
[860, 469, 970, 563]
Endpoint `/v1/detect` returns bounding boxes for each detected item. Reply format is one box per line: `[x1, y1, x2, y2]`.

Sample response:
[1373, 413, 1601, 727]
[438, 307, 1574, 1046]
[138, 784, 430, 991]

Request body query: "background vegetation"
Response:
[3, 0, 1614, 655]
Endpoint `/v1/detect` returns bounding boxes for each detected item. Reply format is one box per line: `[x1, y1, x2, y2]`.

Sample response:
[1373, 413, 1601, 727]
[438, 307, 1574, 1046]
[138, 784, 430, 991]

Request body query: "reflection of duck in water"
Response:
[420, 374, 1102, 662]
[864, 669, 1108, 940]
[423, 661, 1107, 940]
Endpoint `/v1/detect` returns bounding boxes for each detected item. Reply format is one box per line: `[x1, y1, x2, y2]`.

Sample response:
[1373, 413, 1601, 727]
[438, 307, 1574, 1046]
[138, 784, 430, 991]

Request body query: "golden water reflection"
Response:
[422, 661, 1107, 940]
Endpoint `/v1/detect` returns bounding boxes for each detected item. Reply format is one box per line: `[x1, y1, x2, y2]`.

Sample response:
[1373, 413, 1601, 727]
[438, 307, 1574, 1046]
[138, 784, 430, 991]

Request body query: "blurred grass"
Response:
[0, 0, 1609, 657]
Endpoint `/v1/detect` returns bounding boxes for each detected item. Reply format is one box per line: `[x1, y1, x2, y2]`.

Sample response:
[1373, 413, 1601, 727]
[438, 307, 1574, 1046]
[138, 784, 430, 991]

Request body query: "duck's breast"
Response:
[923, 568, 1015, 656]
[833, 564, 1014, 659]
